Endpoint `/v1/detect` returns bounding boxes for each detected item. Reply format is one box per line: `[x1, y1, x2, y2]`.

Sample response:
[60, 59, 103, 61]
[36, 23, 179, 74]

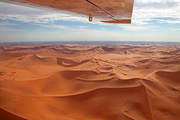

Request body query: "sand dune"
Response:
[0, 43, 180, 120]
[0, 108, 27, 120]
[154, 71, 180, 89]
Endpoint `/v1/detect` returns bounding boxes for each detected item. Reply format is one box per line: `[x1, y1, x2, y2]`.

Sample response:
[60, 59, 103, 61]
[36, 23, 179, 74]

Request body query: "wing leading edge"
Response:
[0, 0, 134, 24]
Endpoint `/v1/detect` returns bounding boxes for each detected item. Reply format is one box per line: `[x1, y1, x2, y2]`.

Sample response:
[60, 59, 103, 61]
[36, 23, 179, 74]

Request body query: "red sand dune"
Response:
[0, 44, 180, 120]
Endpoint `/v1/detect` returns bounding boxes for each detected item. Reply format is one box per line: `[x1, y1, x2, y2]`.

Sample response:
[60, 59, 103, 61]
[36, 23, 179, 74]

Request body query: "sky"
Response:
[0, 0, 180, 42]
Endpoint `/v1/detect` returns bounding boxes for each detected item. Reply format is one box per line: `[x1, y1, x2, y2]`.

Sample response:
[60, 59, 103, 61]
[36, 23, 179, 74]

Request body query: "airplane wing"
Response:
[0, 0, 134, 24]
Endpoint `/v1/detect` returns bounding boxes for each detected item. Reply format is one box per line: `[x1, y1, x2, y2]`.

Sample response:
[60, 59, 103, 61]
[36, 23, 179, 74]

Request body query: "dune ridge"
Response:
[0, 44, 180, 120]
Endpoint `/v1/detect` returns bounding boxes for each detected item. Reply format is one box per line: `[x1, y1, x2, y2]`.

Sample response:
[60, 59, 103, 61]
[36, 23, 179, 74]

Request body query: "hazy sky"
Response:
[0, 0, 180, 42]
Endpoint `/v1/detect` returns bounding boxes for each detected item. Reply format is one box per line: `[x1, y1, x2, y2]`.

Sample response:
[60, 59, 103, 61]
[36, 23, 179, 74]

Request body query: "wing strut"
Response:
[85, 0, 114, 18]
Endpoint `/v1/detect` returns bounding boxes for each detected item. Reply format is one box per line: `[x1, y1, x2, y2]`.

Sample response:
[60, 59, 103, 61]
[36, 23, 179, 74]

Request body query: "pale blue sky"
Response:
[0, 0, 180, 42]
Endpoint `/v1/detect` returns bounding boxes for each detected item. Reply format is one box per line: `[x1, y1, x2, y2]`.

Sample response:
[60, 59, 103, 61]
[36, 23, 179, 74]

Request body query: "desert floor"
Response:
[0, 43, 180, 120]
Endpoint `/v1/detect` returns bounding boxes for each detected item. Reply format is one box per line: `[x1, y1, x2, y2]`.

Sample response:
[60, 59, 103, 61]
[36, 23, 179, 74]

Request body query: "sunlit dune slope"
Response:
[0, 44, 180, 120]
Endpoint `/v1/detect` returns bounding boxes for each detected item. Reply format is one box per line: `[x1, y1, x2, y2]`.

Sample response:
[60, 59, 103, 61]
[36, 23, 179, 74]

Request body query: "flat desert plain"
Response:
[0, 43, 180, 120]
